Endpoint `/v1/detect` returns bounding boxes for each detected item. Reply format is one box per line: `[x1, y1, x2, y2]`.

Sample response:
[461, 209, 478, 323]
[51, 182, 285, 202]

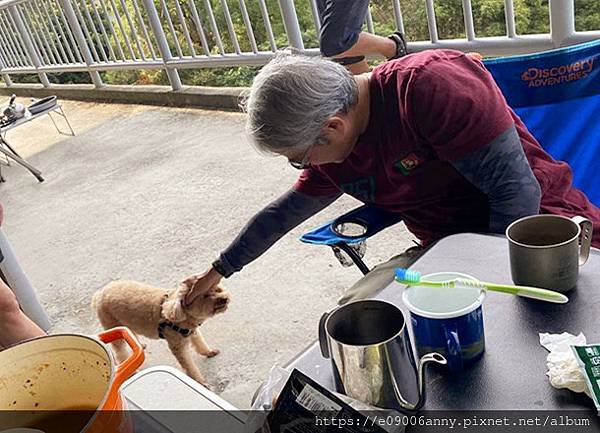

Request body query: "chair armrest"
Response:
[300, 204, 403, 245]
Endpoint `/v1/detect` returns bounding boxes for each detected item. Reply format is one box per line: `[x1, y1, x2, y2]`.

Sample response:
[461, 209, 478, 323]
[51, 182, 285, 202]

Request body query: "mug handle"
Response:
[442, 323, 463, 373]
[318, 310, 332, 359]
[571, 216, 593, 266]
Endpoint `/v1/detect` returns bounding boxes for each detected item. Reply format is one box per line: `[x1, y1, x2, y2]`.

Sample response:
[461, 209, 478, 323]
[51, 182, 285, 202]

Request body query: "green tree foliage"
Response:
[15, 0, 600, 87]
[575, 0, 600, 31]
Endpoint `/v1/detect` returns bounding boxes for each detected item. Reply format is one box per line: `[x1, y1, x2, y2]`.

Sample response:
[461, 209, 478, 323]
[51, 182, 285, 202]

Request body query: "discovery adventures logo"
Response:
[521, 57, 595, 87]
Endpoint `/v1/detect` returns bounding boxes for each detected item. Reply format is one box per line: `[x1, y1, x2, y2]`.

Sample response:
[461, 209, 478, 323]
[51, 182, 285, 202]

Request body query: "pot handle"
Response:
[97, 326, 145, 390]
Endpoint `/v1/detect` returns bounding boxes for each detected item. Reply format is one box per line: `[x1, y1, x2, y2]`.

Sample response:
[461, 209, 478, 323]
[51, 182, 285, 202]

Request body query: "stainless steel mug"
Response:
[506, 215, 593, 292]
[318, 299, 446, 411]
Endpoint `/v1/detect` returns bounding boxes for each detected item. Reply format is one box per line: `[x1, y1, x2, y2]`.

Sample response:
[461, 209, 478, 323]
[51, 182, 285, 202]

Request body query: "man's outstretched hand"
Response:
[183, 267, 224, 305]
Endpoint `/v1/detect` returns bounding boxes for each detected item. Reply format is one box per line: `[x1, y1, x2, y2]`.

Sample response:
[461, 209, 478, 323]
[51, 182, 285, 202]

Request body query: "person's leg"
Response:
[0, 277, 45, 349]
[334, 32, 397, 60]
[338, 33, 405, 74]
[317, 0, 407, 74]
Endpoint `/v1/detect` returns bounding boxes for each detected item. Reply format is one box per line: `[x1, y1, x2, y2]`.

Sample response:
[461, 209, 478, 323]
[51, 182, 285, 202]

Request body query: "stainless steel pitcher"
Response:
[318, 299, 446, 411]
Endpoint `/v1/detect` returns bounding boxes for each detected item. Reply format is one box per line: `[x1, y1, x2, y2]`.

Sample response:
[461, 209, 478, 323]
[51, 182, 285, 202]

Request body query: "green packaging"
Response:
[572, 344, 600, 413]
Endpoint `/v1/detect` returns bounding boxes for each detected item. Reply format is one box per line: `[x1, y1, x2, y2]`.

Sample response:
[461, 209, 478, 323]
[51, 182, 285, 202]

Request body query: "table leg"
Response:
[0, 134, 11, 167]
[0, 138, 44, 182]
[48, 107, 75, 136]
[1, 138, 21, 158]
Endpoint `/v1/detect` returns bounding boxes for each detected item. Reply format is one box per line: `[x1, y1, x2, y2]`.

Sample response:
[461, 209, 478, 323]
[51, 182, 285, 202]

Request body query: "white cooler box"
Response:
[122, 366, 247, 433]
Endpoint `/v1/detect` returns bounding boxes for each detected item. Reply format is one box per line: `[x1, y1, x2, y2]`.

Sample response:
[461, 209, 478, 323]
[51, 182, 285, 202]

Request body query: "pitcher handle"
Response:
[97, 326, 145, 391]
[571, 216, 593, 266]
[384, 346, 446, 412]
[409, 352, 446, 411]
[318, 310, 332, 359]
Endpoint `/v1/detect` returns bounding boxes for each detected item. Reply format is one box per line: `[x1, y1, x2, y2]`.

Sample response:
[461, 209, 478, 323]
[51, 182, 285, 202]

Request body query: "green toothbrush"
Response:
[395, 268, 569, 304]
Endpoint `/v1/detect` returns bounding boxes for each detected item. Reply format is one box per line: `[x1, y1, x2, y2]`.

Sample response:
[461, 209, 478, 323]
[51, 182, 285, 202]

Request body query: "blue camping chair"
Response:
[301, 40, 600, 274]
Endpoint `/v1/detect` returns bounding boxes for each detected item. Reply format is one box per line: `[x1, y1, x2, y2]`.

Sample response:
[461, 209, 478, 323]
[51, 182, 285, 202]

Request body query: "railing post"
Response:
[1, 72, 12, 87]
[8, 5, 50, 88]
[0, 54, 12, 87]
[140, 0, 182, 91]
[549, 0, 575, 47]
[57, 0, 103, 88]
[278, 0, 305, 52]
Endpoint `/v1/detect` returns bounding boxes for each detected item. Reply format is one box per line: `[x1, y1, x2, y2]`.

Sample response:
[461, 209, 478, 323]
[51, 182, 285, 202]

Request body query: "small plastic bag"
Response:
[571, 344, 600, 414]
[245, 366, 290, 433]
[245, 366, 405, 433]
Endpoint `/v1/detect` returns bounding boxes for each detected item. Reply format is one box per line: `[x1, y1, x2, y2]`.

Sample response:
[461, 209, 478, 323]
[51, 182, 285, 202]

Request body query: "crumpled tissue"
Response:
[539, 331, 591, 397]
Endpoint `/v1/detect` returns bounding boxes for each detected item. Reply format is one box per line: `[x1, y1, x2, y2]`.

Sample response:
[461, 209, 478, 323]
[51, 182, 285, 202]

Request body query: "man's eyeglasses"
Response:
[288, 145, 313, 170]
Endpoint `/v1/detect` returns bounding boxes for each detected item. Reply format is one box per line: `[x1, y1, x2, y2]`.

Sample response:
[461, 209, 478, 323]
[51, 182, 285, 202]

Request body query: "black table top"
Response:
[286, 233, 600, 410]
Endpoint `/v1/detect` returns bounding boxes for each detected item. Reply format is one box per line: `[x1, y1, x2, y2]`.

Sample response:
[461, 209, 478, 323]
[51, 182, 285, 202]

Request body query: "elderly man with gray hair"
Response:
[185, 50, 600, 304]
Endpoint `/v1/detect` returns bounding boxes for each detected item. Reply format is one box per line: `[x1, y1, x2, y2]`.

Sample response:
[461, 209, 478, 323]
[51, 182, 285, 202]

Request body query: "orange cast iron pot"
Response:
[0, 326, 145, 433]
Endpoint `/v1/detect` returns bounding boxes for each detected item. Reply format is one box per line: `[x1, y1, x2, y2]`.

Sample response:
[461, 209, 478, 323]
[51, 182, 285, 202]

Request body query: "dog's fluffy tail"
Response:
[91, 281, 118, 313]
[91, 286, 105, 313]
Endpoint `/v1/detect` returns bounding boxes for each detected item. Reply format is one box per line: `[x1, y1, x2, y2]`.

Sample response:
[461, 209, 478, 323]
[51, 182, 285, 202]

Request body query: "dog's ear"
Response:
[162, 283, 189, 322]
[182, 275, 199, 290]
[181, 276, 206, 306]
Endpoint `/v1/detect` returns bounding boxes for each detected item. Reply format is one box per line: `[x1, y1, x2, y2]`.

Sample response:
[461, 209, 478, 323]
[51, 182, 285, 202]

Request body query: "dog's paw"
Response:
[204, 348, 220, 358]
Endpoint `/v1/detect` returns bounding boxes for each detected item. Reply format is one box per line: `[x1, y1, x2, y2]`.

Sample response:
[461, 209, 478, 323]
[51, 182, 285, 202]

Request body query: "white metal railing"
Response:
[0, 0, 598, 90]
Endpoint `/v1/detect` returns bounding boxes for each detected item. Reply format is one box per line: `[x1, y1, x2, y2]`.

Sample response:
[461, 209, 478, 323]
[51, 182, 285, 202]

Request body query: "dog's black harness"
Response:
[158, 293, 197, 339]
[158, 320, 195, 339]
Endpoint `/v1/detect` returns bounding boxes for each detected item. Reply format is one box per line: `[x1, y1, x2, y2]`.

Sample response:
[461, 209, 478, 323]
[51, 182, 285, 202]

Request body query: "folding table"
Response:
[0, 103, 74, 182]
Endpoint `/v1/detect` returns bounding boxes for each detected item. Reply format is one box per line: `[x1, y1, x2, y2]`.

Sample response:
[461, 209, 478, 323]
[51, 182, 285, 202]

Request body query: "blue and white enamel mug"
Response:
[401, 272, 486, 372]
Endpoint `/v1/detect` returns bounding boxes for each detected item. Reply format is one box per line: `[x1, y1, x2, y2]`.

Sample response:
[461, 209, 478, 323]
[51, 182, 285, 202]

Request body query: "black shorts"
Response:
[316, 0, 370, 57]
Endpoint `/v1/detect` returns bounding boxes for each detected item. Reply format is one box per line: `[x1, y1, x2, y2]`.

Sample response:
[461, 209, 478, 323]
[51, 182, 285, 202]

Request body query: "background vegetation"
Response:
[12, 0, 600, 87]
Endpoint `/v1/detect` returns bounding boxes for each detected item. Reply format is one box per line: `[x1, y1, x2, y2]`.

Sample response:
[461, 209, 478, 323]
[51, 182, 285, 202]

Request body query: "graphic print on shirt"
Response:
[393, 153, 421, 175]
[340, 176, 376, 202]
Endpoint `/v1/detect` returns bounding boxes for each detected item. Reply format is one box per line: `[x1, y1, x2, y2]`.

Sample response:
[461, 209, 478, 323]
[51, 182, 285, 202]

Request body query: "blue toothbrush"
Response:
[395, 268, 568, 304]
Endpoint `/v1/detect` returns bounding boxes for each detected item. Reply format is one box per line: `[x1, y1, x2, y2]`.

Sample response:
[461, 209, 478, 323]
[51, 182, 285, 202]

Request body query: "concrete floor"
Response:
[0, 99, 414, 408]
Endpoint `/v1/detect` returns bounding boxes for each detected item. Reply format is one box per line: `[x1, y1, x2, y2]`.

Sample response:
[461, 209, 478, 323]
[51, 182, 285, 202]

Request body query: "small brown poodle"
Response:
[92, 279, 230, 387]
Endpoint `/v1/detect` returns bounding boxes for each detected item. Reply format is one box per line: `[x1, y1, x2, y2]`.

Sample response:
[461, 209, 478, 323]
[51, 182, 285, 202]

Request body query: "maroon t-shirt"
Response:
[294, 50, 600, 247]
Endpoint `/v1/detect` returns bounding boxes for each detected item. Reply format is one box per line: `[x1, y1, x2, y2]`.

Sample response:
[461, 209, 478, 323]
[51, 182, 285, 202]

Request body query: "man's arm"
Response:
[407, 53, 541, 233]
[450, 125, 541, 233]
[184, 188, 340, 303]
[213, 188, 341, 277]
[185, 166, 341, 304]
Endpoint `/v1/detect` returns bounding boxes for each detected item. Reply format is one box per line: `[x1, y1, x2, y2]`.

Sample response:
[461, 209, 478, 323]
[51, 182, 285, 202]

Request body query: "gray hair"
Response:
[242, 53, 358, 154]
